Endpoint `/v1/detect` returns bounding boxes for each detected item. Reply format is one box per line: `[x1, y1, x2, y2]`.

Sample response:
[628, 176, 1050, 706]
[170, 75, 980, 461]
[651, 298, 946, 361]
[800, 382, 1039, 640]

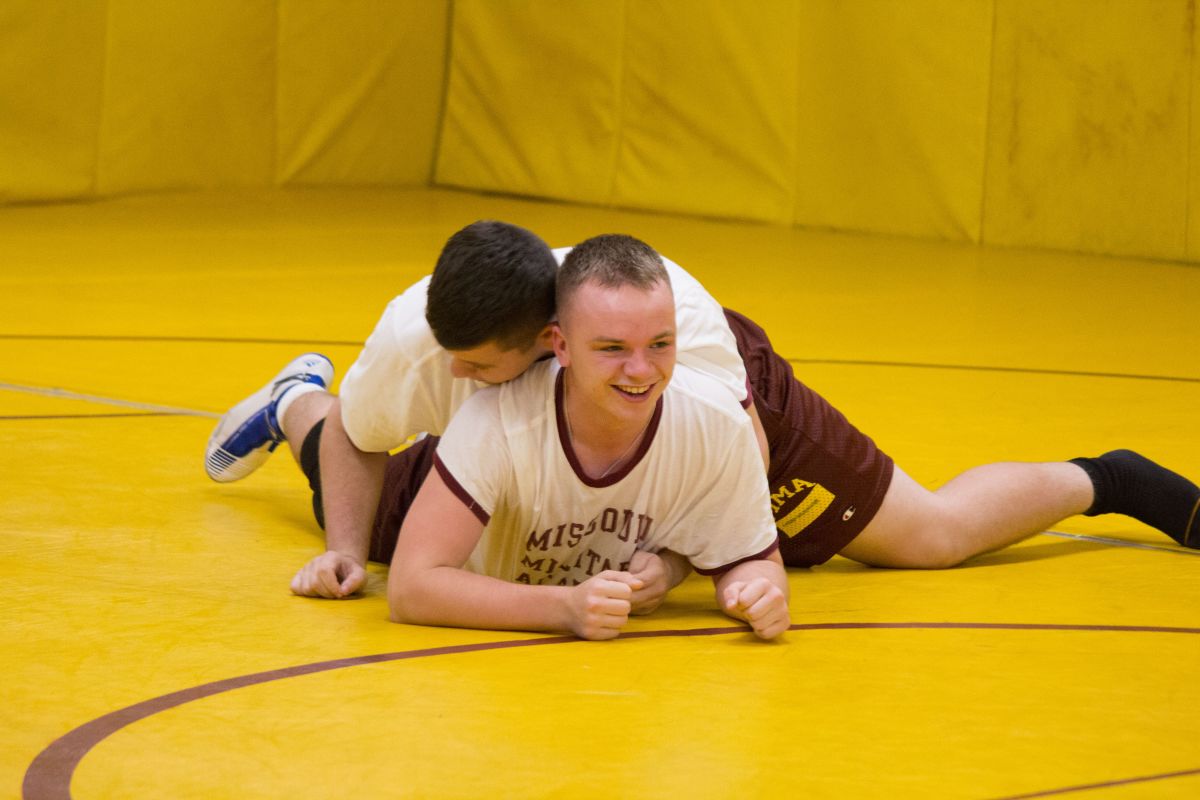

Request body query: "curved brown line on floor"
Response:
[22, 622, 1200, 799]
[990, 766, 1200, 799]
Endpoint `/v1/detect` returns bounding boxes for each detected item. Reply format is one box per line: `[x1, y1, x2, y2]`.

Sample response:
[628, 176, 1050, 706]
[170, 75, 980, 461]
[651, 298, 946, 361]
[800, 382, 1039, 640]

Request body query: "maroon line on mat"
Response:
[993, 767, 1200, 799]
[22, 622, 1200, 800]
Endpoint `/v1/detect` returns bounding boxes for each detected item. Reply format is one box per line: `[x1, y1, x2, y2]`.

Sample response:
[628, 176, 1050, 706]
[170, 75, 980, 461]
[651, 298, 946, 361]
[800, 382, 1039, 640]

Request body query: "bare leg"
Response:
[840, 462, 1094, 568]
[279, 390, 336, 463]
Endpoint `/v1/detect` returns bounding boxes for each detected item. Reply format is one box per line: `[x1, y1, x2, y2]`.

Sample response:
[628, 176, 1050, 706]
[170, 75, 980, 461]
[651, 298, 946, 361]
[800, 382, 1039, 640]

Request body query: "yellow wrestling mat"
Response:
[3, 188, 1198, 799]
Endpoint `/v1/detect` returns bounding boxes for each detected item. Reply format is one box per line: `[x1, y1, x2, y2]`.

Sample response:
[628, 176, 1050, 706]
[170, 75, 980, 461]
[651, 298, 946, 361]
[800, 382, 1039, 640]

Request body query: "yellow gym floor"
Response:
[3, 188, 1198, 799]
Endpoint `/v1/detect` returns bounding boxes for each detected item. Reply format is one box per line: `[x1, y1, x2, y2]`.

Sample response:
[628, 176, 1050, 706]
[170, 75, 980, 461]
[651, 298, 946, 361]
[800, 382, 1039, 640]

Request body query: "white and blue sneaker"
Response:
[205, 353, 334, 482]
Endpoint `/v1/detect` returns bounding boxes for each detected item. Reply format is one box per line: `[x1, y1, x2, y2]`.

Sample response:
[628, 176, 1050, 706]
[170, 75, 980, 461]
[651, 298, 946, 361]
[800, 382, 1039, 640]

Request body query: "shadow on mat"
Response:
[815, 537, 1115, 573]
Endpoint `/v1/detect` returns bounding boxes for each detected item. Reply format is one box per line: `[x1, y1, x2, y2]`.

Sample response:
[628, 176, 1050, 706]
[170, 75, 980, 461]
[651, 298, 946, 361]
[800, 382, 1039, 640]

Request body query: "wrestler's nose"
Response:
[624, 348, 654, 381]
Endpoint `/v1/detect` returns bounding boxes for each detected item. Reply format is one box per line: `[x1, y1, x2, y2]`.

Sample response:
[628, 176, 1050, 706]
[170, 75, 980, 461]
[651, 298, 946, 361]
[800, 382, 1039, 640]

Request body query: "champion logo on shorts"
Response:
[841, 506, 856, 522]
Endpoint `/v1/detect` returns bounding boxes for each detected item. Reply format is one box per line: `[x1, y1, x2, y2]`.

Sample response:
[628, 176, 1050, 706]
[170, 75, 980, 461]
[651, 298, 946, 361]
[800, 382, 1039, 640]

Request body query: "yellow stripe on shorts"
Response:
[776, 483, 835, 538]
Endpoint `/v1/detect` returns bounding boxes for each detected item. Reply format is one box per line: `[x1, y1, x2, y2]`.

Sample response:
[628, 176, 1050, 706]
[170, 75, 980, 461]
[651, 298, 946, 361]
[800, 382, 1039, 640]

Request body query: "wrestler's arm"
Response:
[290, 397, 387, 599]
[712, 549, 790, 640]
[388, 468, 643, 641]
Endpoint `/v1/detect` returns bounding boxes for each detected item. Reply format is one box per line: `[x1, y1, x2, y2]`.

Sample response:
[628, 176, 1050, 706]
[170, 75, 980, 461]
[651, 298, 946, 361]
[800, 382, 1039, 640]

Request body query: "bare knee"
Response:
[894, 525, 973, 569]
[844, 521, 971, 570]
[840, 468, 973, 569]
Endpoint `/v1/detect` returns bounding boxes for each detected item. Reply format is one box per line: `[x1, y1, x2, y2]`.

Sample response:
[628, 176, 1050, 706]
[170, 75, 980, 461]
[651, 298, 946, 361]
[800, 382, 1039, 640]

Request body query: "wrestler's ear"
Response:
[551, 322, 569, 367]
[533, 323, 556, 352]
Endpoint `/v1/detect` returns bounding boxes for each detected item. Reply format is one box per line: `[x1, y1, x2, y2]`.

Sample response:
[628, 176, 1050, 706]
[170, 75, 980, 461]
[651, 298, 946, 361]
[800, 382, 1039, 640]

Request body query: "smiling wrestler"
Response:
[385, 234, 788, 639]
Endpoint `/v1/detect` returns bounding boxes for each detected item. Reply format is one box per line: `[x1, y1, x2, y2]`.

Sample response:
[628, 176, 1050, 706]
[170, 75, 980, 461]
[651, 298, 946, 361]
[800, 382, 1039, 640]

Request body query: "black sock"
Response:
[1070, 450, 1200, 548]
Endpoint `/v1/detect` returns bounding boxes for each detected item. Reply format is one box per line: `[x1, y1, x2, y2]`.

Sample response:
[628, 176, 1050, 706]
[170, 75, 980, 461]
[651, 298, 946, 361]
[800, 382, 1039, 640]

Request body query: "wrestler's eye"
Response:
[650, 339, 673, 350]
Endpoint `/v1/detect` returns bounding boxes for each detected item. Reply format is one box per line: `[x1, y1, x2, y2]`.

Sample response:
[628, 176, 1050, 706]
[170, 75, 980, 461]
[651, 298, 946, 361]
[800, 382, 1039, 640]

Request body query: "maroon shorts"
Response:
[724, 308, 894, 567]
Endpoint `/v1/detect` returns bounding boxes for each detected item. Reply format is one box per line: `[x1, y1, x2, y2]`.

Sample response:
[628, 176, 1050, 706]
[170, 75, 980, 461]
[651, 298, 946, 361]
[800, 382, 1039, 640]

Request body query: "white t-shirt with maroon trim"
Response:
[433, 360, 778, 583]
[338, 247, 749, 453]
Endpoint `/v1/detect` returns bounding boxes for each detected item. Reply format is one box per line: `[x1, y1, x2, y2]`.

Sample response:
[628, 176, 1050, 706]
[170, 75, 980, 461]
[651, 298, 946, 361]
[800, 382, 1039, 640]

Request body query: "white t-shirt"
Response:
[338, 247, 748, 453]
[433, 361, 779, 583]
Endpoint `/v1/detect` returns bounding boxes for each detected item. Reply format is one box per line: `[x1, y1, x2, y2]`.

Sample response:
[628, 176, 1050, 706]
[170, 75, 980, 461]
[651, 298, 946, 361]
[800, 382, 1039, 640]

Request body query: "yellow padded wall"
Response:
[439, 0, 1197, 261]
[277, 0, 448, 186]
[438, 0, 994, 235]
[612, 0, 798, 223]
[0, 1, 108, 202]
[793, 0, 994, 241]
[97, 1, 276, 195]
[436, 0, 625, 205]
[1192, 13, 1200, 261]
[0, 1, 445, 203]
[983, 0, 1191, 261]
[437, 0, 798, 223]
[4, 0, 1197, 264]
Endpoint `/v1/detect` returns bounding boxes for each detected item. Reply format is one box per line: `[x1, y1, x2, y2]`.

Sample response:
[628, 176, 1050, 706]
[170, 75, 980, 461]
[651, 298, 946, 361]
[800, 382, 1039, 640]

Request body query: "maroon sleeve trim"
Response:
[741, 376, 754, 409]
[692, 539, 780, 576]
[433, 454, 490, 526]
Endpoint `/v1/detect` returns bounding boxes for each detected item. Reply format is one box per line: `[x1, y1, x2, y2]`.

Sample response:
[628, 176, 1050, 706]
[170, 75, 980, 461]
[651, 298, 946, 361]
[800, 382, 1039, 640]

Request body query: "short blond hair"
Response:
[557, 234, 670, 316]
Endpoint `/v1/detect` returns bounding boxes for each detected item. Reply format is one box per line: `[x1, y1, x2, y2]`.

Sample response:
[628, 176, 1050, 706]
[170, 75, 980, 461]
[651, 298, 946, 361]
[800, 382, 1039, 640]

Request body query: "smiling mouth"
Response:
[615, 384, 652, 397]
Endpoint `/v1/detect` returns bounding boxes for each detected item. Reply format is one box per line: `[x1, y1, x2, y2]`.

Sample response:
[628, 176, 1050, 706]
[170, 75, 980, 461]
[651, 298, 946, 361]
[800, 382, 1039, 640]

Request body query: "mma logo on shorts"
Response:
[771, 477, 835, 539]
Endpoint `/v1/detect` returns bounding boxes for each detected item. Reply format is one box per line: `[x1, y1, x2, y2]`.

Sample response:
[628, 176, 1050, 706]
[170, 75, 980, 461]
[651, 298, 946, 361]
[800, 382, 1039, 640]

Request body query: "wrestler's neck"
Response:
[561, 376, 654, 476]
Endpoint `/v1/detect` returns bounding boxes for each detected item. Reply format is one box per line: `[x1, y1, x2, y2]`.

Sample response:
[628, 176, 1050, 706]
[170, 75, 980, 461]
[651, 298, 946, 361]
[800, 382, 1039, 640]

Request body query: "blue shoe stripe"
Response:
[218, 407, 283, 458]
